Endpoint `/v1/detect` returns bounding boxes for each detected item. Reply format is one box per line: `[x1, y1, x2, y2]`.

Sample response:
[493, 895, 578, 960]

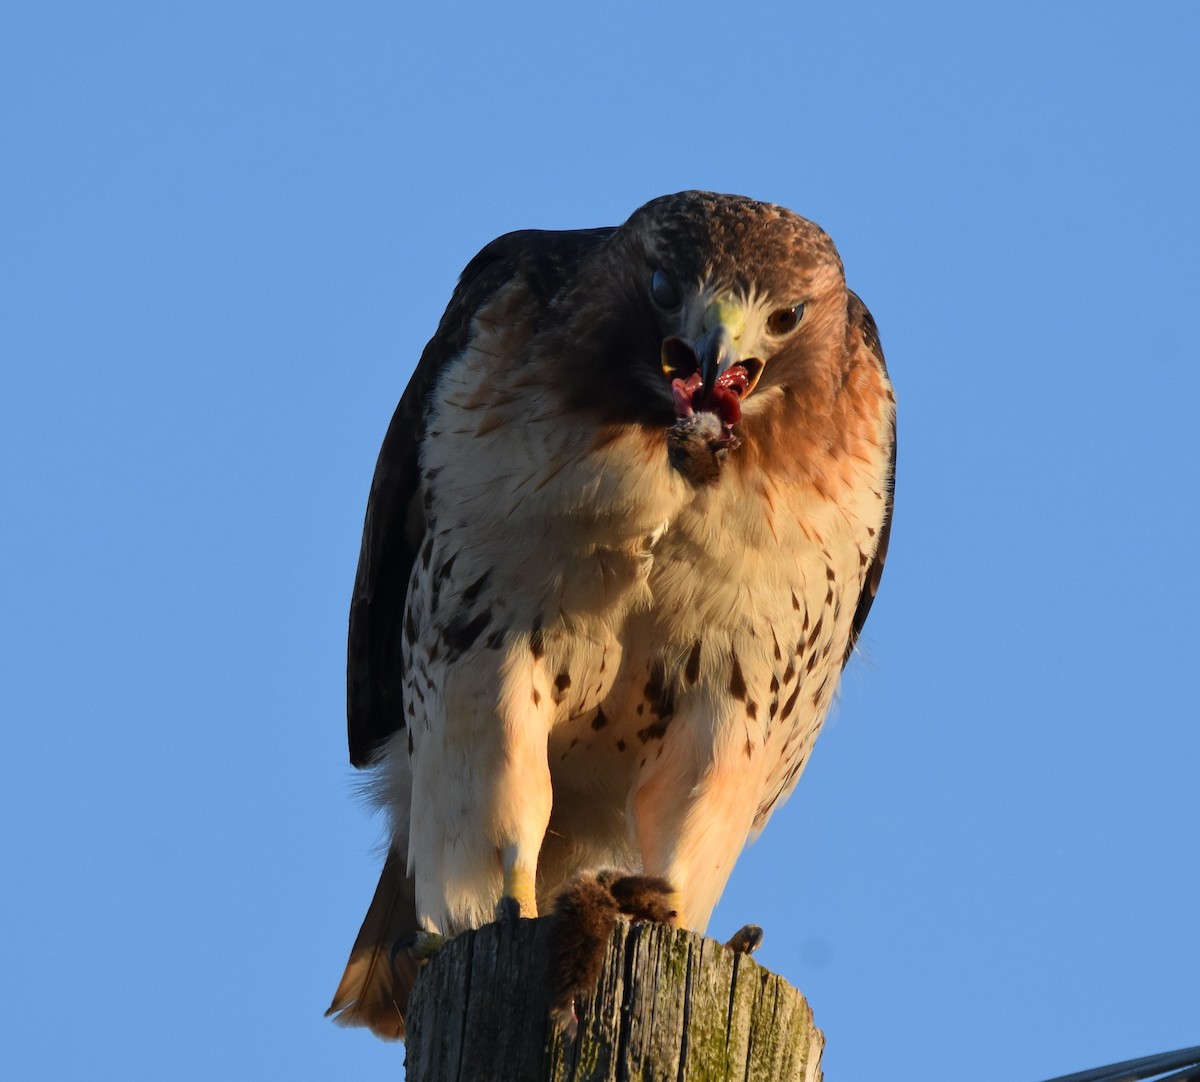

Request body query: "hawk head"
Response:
[554, 191, 849, 483]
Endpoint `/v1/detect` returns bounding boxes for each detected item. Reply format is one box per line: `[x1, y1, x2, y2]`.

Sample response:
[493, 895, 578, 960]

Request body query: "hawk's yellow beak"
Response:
[695, 297, 745, 392]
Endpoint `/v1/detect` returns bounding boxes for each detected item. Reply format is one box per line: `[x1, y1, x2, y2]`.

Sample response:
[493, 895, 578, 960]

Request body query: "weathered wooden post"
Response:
[405, 917, 824, 1081]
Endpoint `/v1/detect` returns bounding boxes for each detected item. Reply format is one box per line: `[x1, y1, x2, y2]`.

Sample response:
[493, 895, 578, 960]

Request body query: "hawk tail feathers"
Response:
[325, 847, 419, 1041]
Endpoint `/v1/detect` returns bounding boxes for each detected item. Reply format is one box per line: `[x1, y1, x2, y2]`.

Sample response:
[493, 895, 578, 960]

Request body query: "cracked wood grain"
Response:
[405, 918, 823, 1082]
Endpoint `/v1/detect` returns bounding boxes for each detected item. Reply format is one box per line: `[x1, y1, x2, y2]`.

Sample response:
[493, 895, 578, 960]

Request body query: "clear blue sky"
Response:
[3, 3, 1197, 1079]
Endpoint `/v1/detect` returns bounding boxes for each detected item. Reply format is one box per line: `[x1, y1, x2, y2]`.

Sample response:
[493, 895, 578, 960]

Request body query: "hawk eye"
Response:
[650, 269, 682, 311]
[766, 304, 804, 336]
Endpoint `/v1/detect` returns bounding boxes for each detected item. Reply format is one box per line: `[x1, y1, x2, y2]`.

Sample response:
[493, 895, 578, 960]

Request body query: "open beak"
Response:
[661, 297, 764, 400]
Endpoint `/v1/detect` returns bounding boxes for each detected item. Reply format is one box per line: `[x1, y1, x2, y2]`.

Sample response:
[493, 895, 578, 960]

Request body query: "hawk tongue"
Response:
[670, 366, 750, 427]
[706, 366, 749, 425]
[670, 371, 704, 417]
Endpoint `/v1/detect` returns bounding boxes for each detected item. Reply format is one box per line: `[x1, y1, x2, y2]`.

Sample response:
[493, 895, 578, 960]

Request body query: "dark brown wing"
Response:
[346, 226, 616, 766]
[843, 290, 895, 666]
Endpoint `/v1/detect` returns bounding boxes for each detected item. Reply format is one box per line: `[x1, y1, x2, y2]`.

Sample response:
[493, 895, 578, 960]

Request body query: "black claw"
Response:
[390, 933, 419, 969]
[495, 894, 521, 926]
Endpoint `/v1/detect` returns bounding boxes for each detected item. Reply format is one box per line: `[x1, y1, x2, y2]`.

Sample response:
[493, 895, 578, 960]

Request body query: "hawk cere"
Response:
[328, 191, 896, 1039]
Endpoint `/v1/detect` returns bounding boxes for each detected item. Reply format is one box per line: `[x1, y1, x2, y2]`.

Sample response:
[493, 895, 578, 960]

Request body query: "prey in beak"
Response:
[663, 296, 764, 483]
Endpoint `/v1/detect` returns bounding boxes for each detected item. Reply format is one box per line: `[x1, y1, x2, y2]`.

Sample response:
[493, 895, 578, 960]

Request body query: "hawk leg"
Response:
[406, 643, 553, 932]
[631, 725, 766, 930]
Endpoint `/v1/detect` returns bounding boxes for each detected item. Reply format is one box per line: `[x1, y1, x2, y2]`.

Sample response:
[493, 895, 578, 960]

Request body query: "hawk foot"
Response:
[391, 929, 447, 965]
[499, 859, 538, 920]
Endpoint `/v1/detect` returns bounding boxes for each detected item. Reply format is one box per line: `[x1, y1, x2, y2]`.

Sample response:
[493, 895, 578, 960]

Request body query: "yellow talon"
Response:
[502, 863, 538, 918]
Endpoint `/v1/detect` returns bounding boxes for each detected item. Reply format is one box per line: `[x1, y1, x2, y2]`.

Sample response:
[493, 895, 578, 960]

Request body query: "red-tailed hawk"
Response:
[328, 191, 895, 1039]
